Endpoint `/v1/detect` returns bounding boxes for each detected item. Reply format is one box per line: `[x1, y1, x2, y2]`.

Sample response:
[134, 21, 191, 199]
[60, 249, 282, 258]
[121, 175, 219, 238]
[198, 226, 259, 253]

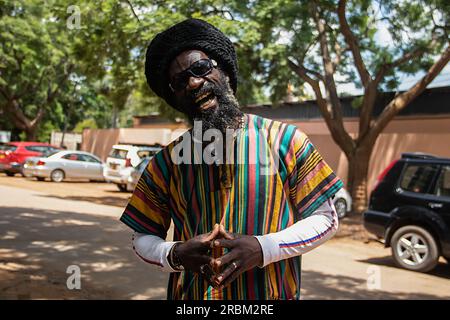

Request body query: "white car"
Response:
[103, 144, 161, 192]
[333, 188, 352, 218]
[23, 150, 105, 182]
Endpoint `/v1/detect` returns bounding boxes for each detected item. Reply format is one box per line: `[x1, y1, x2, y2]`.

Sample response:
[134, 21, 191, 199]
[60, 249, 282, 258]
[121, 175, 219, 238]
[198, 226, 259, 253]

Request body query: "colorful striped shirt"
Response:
[120, 113, 343, 300]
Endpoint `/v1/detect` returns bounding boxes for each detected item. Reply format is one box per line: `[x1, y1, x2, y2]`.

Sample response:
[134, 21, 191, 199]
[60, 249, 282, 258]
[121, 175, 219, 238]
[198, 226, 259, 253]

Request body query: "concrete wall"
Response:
[81, 128, 175, 161]
[51, 131, 82, 150]
[283, 116, 450, 191]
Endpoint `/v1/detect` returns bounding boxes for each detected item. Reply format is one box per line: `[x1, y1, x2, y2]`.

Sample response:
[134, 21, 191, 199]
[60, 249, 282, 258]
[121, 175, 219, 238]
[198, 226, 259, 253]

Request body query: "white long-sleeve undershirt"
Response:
[132, 198, 339, 272]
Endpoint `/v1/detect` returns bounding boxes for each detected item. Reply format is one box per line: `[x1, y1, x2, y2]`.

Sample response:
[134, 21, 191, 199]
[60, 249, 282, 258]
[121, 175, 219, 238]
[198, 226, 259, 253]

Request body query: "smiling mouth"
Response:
[195, 92, 217, 110]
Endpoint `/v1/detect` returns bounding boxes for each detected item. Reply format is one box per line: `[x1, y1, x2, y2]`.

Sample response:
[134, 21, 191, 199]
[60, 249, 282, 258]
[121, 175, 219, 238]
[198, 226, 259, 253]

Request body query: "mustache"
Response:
[188, 81, 223, 103]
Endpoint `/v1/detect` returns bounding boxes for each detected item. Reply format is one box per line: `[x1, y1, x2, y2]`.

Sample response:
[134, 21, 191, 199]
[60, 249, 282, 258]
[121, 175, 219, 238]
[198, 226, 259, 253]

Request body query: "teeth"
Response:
[195, 93, 210, 103]
[200, 96, 215, 109]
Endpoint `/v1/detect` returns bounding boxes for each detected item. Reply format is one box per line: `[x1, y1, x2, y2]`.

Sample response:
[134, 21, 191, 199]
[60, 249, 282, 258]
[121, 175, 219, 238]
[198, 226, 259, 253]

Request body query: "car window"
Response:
[434, 166, 450, 198]
[137, 149, 160, 159]
[42, 147, 61, 157]
[24, 145, 56, 154]
[78, 154, 101, 163]
[108, 149, 128, 159]
[25, 146, 44, 152]
[400, 164, 439, 194]
[0, 144, 17, 152]
[62, 153, 80, 161]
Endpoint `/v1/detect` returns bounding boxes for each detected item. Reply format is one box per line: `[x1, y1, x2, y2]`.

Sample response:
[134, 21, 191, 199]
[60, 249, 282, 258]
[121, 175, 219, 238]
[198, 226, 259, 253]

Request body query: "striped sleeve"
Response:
[287, 128, 343, 220]
[119, 152, 172, 239]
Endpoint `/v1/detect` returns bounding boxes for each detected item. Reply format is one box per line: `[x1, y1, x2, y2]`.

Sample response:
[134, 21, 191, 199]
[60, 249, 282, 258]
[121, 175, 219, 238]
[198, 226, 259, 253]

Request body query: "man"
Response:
[120, 18, 343, 300]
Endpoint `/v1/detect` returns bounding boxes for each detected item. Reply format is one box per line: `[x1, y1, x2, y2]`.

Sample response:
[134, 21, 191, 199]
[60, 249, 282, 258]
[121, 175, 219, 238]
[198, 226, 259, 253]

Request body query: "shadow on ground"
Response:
[2, 204, 449, 300]
[357, 256, 450, 280]
[0, 206, 168, 300]
[301, 268, 450, 299]
[38, 194, 130, 208]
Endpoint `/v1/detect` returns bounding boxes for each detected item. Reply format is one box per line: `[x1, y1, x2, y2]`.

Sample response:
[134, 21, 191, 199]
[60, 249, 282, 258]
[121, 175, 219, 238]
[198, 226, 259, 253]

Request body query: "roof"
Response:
[241, 86, 450, 120]
[48, 150, 100, 159]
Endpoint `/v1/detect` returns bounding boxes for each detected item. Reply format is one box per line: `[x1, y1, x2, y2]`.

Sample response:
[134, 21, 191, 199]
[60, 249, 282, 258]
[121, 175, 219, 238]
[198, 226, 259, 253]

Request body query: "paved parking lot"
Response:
[1, 174, 449, 299]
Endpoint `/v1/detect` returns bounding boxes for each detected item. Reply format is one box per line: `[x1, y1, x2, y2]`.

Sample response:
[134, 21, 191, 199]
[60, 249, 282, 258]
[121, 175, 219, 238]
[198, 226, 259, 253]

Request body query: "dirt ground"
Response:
[0, 174, 131, 207]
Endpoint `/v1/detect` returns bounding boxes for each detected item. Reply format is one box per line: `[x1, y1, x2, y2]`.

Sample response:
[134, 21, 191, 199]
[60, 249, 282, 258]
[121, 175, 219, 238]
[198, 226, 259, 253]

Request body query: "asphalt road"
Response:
[1, 181, 449, 299]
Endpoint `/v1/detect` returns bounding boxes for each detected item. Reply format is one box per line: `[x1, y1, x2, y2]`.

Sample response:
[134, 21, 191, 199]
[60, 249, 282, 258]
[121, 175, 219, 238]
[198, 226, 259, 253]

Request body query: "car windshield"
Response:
[42, 150, 60, 157]
[109, 149, 128, 159]
[0, 144, 17, 152]
[137, 147, 162, 159]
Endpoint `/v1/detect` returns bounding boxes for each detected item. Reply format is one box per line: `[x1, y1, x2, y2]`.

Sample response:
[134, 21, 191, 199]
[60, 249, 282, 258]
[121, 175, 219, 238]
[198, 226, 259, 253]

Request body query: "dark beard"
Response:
[183, 72, 243, 134]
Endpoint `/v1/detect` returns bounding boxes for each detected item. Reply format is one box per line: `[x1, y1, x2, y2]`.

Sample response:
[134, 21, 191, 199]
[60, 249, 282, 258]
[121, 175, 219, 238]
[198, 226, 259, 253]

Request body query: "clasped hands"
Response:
[174, 224, 263, 289]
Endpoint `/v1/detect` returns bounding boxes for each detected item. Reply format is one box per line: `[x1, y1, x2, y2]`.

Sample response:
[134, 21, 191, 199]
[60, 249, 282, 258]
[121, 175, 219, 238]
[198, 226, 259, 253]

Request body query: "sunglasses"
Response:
[169, 58, 217, 92]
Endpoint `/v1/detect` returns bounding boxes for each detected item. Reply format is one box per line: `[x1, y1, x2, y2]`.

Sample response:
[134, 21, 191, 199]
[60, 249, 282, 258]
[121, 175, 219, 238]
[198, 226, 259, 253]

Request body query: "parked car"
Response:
[103, 144, 162, 192]
[364, 153, 450, 272]
[333, 188, 352, 219]
[23, 150, 105, 182]
[0, 142, 61, 176]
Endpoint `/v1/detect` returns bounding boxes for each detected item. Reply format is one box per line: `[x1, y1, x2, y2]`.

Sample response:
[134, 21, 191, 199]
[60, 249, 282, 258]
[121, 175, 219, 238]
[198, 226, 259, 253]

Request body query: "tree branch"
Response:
[337, 0, 372, 88]
[370, 45, 450, 140]
[4, 98, 30, 130]
[312, 1, 344, 121]
[125, 0, 140, 22]
[374, 46, 429, 85]
[288, 58, 355, 155]
[204, 8, 235, 20]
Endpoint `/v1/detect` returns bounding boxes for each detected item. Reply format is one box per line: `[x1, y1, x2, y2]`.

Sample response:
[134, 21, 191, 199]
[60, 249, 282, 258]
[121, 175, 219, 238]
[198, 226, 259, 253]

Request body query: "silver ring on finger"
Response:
[231, 261, 238, 270]
[200, 264, 207, 274]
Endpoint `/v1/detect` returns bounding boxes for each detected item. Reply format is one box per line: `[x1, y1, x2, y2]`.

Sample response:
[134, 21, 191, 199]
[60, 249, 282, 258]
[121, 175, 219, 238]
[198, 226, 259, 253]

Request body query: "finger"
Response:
[218, 224, 234, 240]
[214, 261, 239, 286]
[219, 266, 243, 288]
[200, 264, 219, 286]
[192, 255, 215, 272]
[213, 238, 235, 249]
[213, 251, 236, 269]
[204, 224, 220, 242]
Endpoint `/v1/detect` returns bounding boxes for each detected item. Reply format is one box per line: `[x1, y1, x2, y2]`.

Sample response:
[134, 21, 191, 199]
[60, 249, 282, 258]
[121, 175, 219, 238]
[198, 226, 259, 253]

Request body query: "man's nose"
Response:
[187, 76, 205, 91]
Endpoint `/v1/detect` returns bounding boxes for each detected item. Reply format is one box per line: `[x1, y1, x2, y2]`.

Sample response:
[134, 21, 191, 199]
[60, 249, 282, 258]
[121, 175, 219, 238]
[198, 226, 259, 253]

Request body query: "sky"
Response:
[333, 7, 450, 96]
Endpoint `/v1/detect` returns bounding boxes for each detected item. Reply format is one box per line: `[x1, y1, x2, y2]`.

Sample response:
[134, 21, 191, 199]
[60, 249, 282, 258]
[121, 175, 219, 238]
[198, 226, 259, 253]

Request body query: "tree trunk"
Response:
[111, 105, 118, 129]
[25, 126, 38, 141]
[346, 145, 373, 215]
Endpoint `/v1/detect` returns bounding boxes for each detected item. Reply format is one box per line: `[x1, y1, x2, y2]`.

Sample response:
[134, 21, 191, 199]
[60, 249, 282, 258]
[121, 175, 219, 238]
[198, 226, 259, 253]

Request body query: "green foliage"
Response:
[73, 118, 98, 133]
[1, 0, 448, 140]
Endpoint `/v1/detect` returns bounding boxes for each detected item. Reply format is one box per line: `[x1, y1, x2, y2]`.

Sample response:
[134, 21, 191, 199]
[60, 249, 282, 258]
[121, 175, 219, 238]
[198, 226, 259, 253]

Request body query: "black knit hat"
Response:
[145, 18, 238, 109]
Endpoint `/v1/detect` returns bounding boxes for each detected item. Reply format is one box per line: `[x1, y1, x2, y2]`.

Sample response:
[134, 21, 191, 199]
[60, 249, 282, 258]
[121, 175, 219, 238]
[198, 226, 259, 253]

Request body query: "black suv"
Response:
[364, 153, 450, 272]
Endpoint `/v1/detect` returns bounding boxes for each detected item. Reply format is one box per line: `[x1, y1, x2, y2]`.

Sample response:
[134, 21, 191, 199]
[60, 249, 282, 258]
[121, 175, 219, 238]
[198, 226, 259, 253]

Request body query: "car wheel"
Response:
[391, 225, 439, 272]
[50, 169, 65, 183]
[117, 184, 127, 192]
[5, 172, 15, 177]
[334, 198, 347, 219]
[36, 177, 45, 181]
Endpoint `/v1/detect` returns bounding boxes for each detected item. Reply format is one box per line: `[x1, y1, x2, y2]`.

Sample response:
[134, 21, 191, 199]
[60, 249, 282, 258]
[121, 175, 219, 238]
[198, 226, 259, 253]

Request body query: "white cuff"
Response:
[132, 233, 182, 273]
[254, 234, 279, 267]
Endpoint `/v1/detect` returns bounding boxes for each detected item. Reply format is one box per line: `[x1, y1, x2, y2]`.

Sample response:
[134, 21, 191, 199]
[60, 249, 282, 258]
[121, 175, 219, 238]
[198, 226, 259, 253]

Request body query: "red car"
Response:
[0, 142, 62, 176]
